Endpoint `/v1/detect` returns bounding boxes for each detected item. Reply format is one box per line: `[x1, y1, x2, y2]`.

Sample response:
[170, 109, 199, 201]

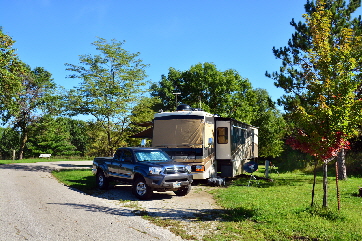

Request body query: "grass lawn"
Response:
[52, 167, 362, 241]
[0, 158, 92, 165]
[208, 170, 362, 241]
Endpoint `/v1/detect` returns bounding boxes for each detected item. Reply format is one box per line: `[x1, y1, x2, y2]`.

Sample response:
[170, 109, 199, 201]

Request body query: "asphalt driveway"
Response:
[0, 161, 185, 241]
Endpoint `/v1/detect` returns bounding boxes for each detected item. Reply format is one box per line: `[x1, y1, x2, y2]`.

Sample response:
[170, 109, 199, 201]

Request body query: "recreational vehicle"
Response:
[132, 104, 258, 182]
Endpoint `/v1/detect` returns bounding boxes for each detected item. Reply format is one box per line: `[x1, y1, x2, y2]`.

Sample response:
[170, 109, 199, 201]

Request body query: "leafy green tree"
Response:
[127, 97, 161, 147]
[267, 0, 362, 162]
[250, 89, 287, 158]
[267, 0, 362, 207]
[68, 119, 91, 157]
[151, 62, 286, 158]
[0, 127, 20, 159]
[1, 29, 59, 159]
[151, 62, 255, 122]
[27, 116, 79, 157]
[0, 28, 24, 122]
[65, 38, 149, 156]
[14, 67, 58, 159]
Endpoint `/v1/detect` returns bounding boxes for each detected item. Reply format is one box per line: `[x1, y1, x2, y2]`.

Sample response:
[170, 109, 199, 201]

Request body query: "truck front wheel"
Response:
[96, 170, 108, 190]
[133, 177, 153, 200]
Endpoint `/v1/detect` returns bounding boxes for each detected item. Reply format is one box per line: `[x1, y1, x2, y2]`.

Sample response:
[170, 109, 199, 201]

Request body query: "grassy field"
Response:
[209, 171, 362, 240]
[50, 167, 362, 240]
[0, 158, 92, 165]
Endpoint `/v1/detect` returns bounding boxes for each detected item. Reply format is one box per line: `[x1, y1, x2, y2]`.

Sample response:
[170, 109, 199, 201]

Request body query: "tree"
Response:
[13, 66, 58, 159]
[27, 116, 79, 157]
[127, 97, 161, 147]
[152, 62, 286, 158]
[0, 127, 20, 159]
[1, 29, 59, 159]
[267, 0, 362, 207]
[151, 62, 255, 122]
[67, 119, 91, 157]
[65, 38, 149, 156]
[250, 89, 287, 158]
[267, 0, 362, 180]
[0, 28, 25, 123]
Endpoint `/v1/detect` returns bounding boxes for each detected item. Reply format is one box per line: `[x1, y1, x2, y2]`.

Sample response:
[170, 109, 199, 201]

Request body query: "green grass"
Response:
[0, 158, 92, 165]
[206, 169, 362, 241]
[51, 167, 362, 241]
[52, 169, 98, 194]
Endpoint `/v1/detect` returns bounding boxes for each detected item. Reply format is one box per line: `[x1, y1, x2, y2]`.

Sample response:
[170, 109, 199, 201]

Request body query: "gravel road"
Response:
[0, 162, 187, 241]
[0, 161, 220, 241]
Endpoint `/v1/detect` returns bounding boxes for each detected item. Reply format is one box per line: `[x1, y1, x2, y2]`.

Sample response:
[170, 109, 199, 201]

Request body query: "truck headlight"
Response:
[185, 165, 191, 173]
[149, 167, 163, 175]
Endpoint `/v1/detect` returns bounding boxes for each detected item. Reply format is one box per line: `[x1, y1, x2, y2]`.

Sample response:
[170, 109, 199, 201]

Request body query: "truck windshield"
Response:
[134, 151, 169, 162]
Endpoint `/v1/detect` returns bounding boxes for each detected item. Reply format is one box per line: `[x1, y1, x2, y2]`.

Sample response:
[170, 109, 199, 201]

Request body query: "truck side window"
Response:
[114, 150, 123, 161]
[122, 150, 133, 162]
[217, 127, 228, 144]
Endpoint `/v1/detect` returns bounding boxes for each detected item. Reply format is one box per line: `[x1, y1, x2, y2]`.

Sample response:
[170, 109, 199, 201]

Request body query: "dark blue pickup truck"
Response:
[92, 147, 193, 199]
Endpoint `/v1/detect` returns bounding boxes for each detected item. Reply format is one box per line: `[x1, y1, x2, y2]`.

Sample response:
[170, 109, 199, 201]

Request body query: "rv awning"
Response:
[129, 127, 153, 138]
[132, 121, 153, 127]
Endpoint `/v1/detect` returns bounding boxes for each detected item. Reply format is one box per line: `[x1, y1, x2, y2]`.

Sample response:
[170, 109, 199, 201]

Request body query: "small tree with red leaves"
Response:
[269, 0, 362, 208]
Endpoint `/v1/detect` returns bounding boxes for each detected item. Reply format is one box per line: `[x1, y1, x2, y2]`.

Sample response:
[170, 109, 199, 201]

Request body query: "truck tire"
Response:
[133, 177, 153, 200]
[173, 184, 191, 196]
[96, 170, 108, 190]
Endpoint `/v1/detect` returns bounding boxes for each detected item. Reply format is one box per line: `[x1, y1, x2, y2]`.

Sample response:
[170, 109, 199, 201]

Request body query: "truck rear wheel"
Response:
[133, 177, 153, 200]
[96, 170, 108, 190]
[174, 184, 191, 196]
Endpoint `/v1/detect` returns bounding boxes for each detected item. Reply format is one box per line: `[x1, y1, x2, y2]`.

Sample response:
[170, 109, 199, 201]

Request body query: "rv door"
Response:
[215, 120, 231, 160]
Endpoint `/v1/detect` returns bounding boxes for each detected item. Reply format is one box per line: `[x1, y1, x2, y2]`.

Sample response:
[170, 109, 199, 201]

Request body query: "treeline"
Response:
[0, 117, 88, 159]
[0, 116, 147, 159]
[0, 29, 286, 160]
[1, 0, 362, 188]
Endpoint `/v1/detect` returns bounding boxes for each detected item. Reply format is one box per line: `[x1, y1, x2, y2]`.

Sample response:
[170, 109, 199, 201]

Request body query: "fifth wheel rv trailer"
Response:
[133, 104, 258, 182]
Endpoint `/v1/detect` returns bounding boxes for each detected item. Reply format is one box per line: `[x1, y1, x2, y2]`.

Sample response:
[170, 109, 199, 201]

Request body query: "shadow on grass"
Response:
[227, 174, 322, 188]
[220, 207, 258, 222]
[295, 206, 347, 221]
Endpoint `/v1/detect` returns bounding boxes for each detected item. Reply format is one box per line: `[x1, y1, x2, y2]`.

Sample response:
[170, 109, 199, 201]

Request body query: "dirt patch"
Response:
[91, 183, 224, 240]
[100, 185, 225, 240]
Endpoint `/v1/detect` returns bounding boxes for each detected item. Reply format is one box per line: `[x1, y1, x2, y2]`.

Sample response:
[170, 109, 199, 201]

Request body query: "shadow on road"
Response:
[0, 162, 92, 172]
[47, 200, 223, 221]
[1, 162, 224, 222]
[47, 202, 137, 216]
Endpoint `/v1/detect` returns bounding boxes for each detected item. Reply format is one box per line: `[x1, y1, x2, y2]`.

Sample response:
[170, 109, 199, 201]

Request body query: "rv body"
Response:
[151, 108, 258, 180]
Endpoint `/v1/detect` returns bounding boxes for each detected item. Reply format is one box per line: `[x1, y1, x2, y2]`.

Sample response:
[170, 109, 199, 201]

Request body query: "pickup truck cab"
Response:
[92, 147, 193, 199]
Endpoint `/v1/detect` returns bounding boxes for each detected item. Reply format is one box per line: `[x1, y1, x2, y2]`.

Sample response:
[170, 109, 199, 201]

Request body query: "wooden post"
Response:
[336, 162, 341, 210]
[12, 150, 15, 161]
[265, 160, 270, 178]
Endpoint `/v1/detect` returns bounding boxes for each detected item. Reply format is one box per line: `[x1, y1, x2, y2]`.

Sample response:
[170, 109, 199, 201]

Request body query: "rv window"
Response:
[217, 127, 228, 144]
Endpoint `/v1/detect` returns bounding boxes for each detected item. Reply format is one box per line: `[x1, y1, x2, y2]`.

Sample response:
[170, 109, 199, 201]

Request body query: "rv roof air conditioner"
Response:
[176, 104, 203, 112]
[176, 104, 192, 111]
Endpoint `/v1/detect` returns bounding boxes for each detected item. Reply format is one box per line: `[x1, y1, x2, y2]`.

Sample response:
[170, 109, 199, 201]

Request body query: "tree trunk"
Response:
[18, 129, 28, 160]
[107, 119, 113, 157]
[322, 161, 328, 207]
[311, 159, 318, 207]
[107, 129, 112, 157]
[337, 149, 347, 180]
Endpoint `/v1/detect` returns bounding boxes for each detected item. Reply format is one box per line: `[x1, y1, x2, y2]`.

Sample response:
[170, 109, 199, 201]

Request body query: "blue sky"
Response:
[2, 0, 359, 107]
